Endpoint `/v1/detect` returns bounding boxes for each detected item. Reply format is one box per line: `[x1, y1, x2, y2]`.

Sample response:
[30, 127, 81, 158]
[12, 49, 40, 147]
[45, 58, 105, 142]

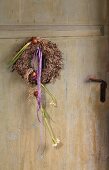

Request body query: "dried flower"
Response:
[52, 138, 60, 147]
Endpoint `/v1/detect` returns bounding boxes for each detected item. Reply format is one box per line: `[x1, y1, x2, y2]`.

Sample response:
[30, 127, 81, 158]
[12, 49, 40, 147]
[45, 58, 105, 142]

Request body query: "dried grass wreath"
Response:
[9, 37, 63, 148]
[10, 37, 62, 84]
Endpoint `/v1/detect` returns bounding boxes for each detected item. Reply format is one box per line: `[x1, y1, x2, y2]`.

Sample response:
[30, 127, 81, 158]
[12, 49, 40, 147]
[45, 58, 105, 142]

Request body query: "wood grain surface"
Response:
[0, 0, 109, 170]
[0, 0, 107, 25]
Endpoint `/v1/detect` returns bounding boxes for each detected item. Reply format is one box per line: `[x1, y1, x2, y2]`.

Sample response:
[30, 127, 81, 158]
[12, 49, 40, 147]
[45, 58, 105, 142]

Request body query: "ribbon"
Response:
[32, 47, 45, 155]
[36, 47, 44, 156]
[36, 47, 42, 112]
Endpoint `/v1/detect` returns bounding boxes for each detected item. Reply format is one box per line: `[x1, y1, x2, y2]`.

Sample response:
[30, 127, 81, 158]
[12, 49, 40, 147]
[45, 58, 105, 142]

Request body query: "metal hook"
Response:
[87, 77, 107, 102]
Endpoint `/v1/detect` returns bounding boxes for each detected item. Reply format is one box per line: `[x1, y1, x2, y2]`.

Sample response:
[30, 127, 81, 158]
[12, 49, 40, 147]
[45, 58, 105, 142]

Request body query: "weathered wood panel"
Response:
[0, 0, 109, 170]
[0, 25, 103, 38]
[0, 0, 107, 25]
[0, 37, 109, 170]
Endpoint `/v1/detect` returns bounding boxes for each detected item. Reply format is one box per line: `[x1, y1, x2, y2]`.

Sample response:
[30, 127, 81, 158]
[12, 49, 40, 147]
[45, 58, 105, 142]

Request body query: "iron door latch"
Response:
[87, 77, 107, 103]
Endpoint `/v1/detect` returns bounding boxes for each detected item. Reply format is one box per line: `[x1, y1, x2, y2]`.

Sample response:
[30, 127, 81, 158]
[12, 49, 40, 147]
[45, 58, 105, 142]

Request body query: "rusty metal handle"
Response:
[88, 77, 107, 102]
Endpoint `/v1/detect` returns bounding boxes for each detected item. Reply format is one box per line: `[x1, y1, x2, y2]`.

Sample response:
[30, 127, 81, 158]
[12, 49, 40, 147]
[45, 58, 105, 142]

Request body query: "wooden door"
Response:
[0, 0, 109, 170]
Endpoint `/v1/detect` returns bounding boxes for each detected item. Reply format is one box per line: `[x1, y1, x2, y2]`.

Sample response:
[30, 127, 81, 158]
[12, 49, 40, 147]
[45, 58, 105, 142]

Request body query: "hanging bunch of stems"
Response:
[9, 37, 62, 147]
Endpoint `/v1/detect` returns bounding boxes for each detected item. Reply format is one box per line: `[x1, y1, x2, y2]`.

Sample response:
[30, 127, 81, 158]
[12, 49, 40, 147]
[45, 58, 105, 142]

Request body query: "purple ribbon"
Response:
[32, 47, 44, 153]
[36, 47, 45, 154]
[36, 47, 42, 113]
[31, 47, 42, 120]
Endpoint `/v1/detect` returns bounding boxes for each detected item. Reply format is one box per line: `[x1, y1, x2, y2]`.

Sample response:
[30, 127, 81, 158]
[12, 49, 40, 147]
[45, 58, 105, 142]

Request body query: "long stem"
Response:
[41, 106, 56, 143]
[12, 42, 31, 61]
[8, 42, 31, 67]
[41, 84, 57, 106]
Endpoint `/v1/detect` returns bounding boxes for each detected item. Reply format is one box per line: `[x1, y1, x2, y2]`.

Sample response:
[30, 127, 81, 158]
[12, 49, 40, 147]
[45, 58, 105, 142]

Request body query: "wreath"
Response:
[10, 37, 62, 84]
[9, 37, 63, 148]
